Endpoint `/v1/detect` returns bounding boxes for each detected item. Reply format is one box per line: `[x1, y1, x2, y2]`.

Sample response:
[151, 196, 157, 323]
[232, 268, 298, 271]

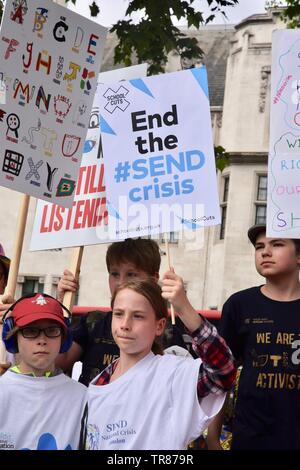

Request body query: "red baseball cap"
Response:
[12, 294, 67, 330]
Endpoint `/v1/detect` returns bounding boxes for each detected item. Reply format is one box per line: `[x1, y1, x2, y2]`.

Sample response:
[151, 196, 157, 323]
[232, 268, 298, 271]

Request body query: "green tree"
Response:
[1, 1, 238, 75]
[214, 146, 230, 173]
[66, 0, 239, 172]
[66, 0, 238, 75]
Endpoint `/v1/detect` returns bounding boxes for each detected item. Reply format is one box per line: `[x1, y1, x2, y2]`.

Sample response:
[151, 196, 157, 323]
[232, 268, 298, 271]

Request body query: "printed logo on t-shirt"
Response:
[0, 432, 15, 449]
[86, 423, 101, 450]
[252, 317, 274, 324]
[21, 433, 72, 450]
[253, 330, 300, 390]
[86, 420, 136, 449]
[103, 353, 119, 366]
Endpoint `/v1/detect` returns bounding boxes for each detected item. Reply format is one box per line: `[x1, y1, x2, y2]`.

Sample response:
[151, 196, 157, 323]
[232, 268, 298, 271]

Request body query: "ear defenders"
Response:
[2, 293, 73, 354]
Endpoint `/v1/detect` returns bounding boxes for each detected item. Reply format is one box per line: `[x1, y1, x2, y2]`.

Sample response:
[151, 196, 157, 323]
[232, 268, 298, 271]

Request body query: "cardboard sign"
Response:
[267, 30, 300, 237]
[99, 67, 220, 239]
[30, 64, 148, 250]
[0, 0, 106, 207]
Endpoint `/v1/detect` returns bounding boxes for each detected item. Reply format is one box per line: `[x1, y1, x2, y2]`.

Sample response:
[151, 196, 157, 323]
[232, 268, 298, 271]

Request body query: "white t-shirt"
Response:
[0, 370, 86, 450]
[86, 352, 225, 450]
[5, 352, 15, 365]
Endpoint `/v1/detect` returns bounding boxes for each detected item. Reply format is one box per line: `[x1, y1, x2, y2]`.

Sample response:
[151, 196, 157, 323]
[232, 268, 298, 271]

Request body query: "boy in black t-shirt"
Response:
[207, 224, 300, 450]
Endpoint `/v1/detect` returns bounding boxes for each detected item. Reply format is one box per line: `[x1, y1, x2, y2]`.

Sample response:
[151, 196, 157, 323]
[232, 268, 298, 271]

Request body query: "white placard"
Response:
[30, 64, 148, 251]
[0, 0, 106, 207]
[267, 29, 300, 237]
[99, 67, 220, 239]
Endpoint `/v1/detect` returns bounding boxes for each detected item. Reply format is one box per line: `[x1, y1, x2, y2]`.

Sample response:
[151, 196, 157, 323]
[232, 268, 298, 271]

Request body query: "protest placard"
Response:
[99, 67, 221, 239]
[30, 64, 148, 250]
[0, 0, 106, 207]
[267, 30, 300, 237]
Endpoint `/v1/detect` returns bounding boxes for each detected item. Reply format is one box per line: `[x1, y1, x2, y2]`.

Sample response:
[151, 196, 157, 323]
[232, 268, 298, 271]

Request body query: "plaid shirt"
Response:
[96, 318, 236, 400]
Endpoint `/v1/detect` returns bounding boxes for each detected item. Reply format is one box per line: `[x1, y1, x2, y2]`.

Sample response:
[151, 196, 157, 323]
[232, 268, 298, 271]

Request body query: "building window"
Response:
[255, 175, 267, 224]
[220, 176, 229, 240]
[21, 277, 44, 296]
[145, 232, 179, 245]
[255, 205, 267, 225]
[159, 232, 179, 244]
[257, 175, 267, 201]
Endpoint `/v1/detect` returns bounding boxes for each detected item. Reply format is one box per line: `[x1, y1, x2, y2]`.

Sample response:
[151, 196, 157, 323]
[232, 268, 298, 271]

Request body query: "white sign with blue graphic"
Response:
[0, 0, 107, 208]
[99, 68, 221, 239]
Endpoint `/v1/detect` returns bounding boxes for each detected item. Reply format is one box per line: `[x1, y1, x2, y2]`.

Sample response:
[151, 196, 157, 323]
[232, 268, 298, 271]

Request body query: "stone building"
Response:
[0, 8, 286, 309]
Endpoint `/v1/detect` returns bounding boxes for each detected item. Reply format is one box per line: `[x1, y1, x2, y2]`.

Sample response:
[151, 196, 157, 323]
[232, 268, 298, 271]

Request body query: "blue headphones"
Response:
[2, 293, 73, 354]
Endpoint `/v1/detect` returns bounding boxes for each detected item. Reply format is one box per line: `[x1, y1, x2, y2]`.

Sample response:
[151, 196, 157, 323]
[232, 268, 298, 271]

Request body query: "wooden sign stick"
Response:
[164, 233, 176, 325]
[0, 194, 30, 363]
[63, 246, 84, 313]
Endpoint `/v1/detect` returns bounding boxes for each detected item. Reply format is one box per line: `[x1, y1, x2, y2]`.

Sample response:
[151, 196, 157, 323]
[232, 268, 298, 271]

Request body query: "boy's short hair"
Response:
[106, 238, 161, 276]
[248, 224, 300, 254]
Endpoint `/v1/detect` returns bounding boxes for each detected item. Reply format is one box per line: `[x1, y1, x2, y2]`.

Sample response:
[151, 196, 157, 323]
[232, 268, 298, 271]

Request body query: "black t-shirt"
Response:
[220, 286, 300, 450]
[72, 311, 119, 386]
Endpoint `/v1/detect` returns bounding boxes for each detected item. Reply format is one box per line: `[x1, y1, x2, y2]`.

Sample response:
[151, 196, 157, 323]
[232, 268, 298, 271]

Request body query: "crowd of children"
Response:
[1, 223, 300, 450]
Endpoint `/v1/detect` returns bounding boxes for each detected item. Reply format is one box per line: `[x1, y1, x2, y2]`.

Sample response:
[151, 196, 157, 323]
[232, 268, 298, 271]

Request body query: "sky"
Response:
[67, 0, 269, 28]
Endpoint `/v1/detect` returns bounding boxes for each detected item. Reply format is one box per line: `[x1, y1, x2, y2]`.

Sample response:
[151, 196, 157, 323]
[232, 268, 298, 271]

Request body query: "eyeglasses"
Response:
[19, 326, 63, 339]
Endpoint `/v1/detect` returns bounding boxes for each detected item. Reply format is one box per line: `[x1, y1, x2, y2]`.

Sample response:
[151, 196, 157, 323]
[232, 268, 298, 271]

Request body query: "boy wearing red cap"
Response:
[207, 224, 300, 450]
[0, 293, 86, 450]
